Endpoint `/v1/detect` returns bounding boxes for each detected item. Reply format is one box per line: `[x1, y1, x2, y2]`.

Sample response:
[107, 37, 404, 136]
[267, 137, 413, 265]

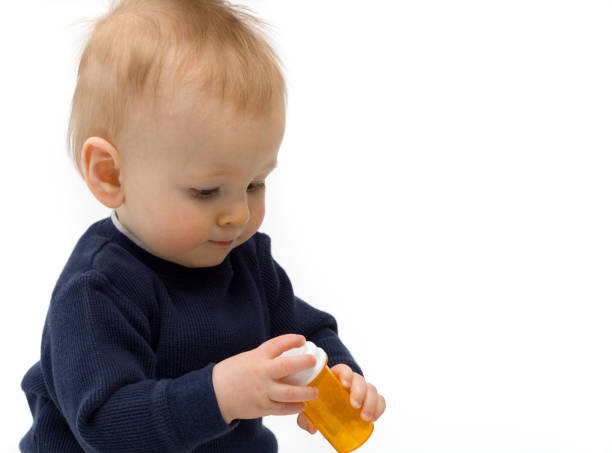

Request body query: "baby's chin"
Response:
[170, 233, 253, 268]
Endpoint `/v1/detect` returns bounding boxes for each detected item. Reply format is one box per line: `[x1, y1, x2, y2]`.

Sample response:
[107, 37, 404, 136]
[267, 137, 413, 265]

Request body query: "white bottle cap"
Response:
[277, 341, 328, 385]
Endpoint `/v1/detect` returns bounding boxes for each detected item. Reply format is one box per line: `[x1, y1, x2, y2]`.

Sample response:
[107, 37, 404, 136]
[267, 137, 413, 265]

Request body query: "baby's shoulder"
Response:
[52, 221, 162, 309]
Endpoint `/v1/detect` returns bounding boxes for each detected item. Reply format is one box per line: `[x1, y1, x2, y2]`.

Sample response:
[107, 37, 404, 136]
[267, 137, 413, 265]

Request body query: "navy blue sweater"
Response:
[20, 217, 361, 452]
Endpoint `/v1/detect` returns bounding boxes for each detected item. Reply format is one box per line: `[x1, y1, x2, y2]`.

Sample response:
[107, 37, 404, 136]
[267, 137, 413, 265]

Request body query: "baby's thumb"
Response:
[297, 412, 317, 434]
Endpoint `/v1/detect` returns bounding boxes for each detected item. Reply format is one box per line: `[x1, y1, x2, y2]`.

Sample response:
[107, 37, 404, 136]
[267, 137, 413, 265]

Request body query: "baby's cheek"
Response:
[244, 202, 265, 235]
[166, 219, 210, 251]
[150, 206, 210, 253]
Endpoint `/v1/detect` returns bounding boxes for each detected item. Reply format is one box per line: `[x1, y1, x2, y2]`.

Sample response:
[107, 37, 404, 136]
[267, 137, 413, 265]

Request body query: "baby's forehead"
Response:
[124, 86, 283, 174]
[146, 80, 281, 131]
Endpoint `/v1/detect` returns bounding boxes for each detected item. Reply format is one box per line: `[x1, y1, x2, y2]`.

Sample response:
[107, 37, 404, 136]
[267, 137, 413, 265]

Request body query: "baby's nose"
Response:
[217, 198, 250, 226]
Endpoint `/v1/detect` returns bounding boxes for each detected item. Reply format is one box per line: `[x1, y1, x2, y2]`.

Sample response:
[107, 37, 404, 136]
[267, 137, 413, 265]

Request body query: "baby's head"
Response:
[68, 0, 286, 267]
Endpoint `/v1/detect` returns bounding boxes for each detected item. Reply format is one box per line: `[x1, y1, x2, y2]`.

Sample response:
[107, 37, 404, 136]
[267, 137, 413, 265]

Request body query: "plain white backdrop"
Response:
[1, 1, 611, 452]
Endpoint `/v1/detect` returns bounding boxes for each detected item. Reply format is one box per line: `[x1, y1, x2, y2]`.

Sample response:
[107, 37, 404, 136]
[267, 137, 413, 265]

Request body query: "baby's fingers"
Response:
[348, 373, 368, 410]
[260, 334, 306, 359]
[330, 363, 354, 388]
[270, 354, 317, 380]
[269, 402, 306, 417]
[297, 412, 318, 434]
[374, 393, 386, 421]
[269, 383, 318, 404]
[359, 383, 379, 421]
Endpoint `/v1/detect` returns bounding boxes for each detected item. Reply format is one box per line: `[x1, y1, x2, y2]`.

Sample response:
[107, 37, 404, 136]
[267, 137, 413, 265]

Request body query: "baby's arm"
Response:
[42, 270, 241, 451]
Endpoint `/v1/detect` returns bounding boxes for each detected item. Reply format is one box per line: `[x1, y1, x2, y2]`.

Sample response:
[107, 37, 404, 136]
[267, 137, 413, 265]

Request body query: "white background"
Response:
[1, 1, 611, 452]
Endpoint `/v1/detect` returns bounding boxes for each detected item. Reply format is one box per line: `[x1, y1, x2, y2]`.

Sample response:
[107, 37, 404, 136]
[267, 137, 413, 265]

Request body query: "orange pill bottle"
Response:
[278, 341, 374, 453]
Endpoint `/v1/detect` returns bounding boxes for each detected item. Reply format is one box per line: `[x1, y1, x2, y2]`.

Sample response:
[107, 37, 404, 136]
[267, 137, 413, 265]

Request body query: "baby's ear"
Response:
[81, 137, 124, 209]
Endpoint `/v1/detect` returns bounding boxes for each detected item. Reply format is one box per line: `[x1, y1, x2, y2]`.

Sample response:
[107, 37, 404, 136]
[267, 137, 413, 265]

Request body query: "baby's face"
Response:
[116, 91, 285, 268]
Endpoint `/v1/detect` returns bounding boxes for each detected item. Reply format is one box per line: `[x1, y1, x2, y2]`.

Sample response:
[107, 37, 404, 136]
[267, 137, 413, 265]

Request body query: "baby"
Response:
[20, 0, 385, 451]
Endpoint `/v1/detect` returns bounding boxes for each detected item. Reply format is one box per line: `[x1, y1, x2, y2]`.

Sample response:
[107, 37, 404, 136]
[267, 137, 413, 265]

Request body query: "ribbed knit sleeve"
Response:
[255, 233, 363, 376]
[41, 270, 237, 453]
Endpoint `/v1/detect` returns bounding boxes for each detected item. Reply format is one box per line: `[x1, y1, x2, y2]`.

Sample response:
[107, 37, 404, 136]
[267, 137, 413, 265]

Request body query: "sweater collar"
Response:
[111, 210, 159, 257]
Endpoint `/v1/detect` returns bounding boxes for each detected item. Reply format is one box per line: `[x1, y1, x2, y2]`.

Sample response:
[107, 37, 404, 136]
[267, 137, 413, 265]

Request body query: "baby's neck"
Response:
[111, 210, 160, 258]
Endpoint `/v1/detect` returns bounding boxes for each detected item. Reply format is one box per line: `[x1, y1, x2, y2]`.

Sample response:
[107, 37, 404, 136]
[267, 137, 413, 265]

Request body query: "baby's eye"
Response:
[247, 182, 266, 192]
[191, 188, 218, 199]
[190, 182, 265, 200]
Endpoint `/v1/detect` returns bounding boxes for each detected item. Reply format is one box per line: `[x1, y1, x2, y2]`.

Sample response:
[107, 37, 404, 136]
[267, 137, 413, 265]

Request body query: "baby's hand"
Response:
[212, 334, 319, 424]
[297, 363, 386, 434]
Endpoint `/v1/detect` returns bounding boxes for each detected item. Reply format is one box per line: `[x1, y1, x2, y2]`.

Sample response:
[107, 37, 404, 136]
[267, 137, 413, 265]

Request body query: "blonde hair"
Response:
[67, 0, 286, 177]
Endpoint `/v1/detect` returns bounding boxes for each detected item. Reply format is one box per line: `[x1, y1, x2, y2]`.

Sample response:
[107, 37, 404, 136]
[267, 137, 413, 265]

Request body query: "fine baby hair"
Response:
[66, 0, 286, 178]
